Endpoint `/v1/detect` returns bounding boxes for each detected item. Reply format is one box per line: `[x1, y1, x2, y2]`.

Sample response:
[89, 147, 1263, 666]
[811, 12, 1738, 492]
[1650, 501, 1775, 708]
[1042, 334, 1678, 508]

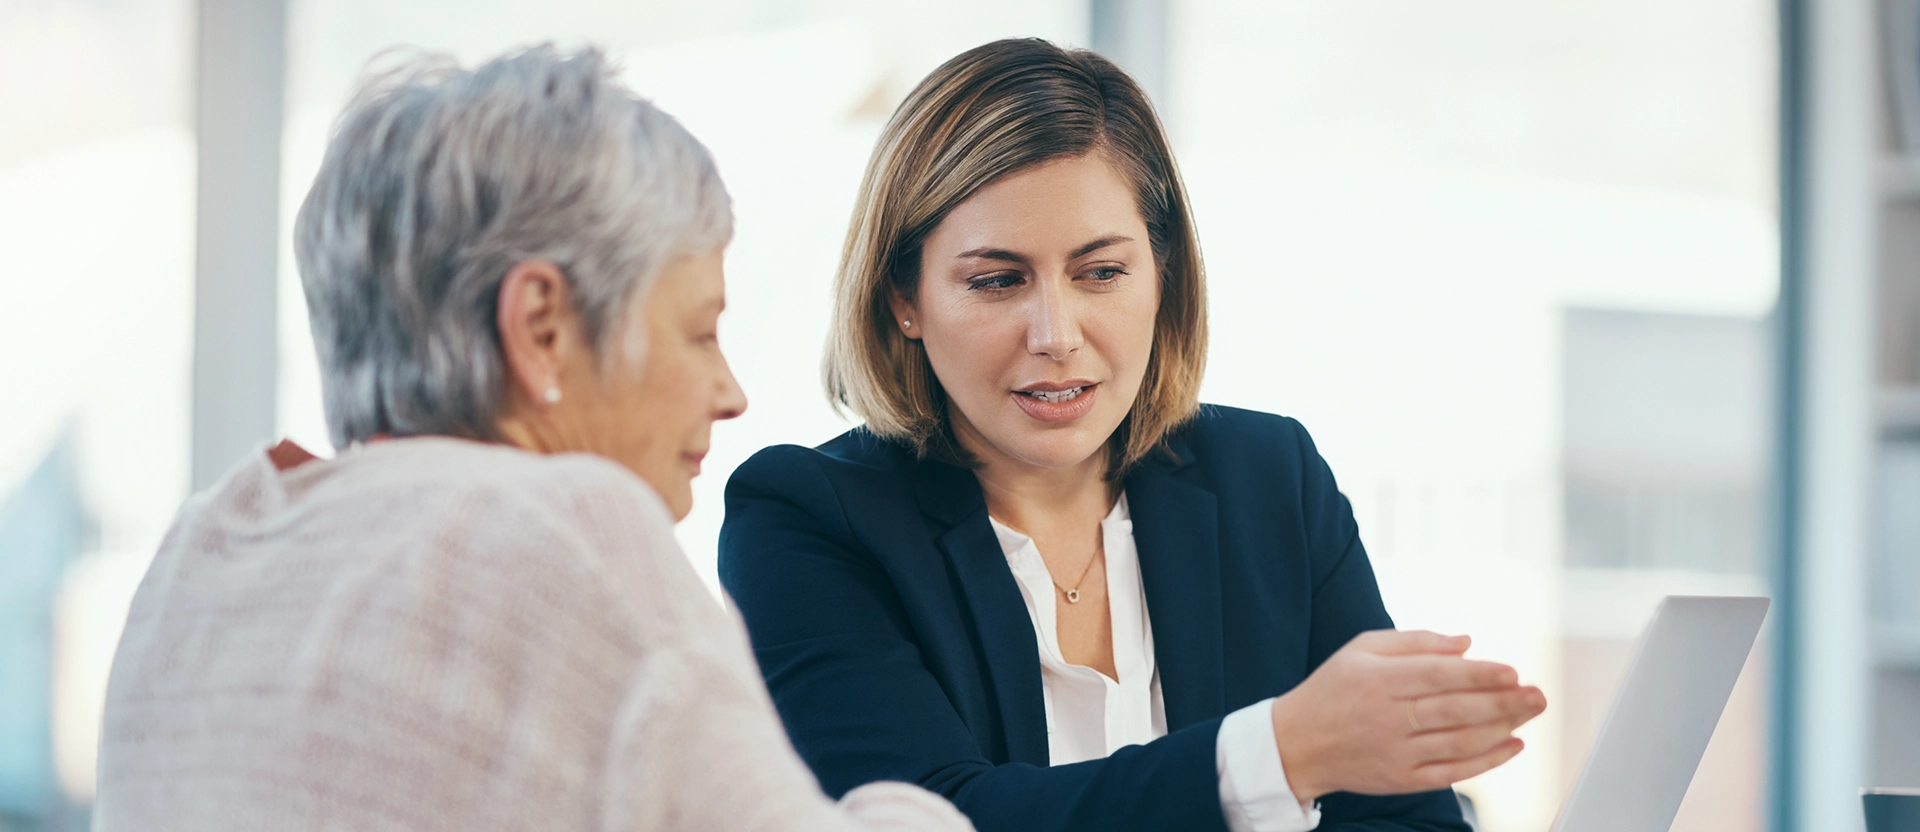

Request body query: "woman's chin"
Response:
[990, 429, 1113, 472]
[663, 490, 693, 522]
[955, 400, 1128, 473]
[625, 461, 694, 521]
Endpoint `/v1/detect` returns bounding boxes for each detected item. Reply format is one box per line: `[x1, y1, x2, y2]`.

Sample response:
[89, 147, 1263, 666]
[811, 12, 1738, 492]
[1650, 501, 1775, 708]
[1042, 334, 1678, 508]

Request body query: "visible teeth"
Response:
[1025, 386, 1085, 403]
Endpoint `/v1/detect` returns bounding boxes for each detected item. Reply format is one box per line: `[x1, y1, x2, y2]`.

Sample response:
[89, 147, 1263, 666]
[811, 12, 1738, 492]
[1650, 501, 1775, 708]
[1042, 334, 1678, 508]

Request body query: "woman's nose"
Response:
[1026, 277, 1084, 360]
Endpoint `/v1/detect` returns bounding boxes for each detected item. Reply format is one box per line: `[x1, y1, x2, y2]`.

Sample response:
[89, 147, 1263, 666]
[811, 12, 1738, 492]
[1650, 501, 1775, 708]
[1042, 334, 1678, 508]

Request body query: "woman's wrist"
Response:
[1268, 692, 1329, 802]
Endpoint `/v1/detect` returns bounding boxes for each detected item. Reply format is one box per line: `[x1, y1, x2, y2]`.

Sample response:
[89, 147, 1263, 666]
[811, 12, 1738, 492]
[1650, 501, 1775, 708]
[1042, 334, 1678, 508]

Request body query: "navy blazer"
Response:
[719, 405, 1468, 832]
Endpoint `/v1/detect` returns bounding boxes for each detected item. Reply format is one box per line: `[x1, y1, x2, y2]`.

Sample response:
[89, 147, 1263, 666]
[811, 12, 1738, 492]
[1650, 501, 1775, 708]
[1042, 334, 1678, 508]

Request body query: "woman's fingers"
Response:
[1390, 655, 1520, 698]
[1351, 629, 1471, 657]
[1279, 630, 1544, 798]
[1409, 686, 1547, 733]
[1409, 737, 1527, 791]
[1407, 719, 1529, 766]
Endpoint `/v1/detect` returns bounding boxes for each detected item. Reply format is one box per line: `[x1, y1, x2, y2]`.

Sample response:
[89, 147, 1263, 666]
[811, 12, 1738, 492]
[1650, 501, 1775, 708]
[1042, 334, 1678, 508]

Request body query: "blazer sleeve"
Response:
[1285, 418, 1472, 832]
[719, 446, 1232, 832]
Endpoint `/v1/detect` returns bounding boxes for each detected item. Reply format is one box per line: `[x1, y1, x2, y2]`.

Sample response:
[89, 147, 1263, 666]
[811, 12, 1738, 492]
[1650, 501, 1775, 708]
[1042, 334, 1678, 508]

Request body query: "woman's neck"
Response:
[974, 459, 1113, 532]
[953, 431, 1111, 538]
[947, 410, 1116, 534]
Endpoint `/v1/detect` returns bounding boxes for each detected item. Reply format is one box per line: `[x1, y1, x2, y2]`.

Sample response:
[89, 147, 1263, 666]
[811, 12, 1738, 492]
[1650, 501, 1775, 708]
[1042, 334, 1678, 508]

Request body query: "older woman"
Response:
[93, 46, 970, 832]
[718, 39, 1545, 832]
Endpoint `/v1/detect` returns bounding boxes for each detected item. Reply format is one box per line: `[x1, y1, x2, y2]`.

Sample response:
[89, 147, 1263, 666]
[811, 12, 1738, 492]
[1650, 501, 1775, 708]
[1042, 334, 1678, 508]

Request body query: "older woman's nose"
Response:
[1026, 277, 1084, 360]
[714, 355, 748, 421]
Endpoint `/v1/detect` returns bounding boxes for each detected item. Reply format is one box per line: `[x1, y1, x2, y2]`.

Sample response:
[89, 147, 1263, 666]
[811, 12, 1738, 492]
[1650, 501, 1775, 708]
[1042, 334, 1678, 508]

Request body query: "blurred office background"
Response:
[0, 0, 1912, 830]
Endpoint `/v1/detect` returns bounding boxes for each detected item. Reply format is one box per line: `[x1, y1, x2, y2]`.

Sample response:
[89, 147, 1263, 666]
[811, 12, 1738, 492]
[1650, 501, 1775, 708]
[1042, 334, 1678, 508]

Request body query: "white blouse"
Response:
[989, 494, 1321, 832]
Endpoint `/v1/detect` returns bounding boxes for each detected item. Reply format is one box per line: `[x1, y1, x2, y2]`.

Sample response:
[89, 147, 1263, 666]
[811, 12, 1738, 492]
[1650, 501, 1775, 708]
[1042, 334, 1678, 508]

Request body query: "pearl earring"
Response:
[902, 320, 912, 328]
[543, 387, 562, 404]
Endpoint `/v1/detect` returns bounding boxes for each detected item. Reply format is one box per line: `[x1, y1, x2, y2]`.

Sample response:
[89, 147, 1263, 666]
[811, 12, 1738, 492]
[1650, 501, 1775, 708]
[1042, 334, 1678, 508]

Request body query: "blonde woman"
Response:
[718, 39, 1545, 832]
[93, 46, 970, 832]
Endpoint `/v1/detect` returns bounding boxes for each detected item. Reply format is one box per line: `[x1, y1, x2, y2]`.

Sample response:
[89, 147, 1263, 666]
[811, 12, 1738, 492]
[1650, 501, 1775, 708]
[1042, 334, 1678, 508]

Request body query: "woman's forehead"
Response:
[647, 252, 727, 315]
[931, 156, 1146, 255]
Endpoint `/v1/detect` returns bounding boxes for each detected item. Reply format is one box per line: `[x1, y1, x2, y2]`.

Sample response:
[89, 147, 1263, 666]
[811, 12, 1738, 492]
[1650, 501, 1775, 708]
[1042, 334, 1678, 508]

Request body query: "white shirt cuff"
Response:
[1217, 697, 1321, 832]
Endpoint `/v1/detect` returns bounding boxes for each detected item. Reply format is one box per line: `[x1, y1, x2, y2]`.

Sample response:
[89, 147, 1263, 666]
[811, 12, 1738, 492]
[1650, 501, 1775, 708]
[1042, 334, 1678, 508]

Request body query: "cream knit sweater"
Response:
[95, 437, 972, 832]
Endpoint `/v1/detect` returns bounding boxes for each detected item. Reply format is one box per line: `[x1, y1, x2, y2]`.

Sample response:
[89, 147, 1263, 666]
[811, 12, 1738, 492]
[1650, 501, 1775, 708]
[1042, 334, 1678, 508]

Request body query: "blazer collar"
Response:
[910, 453, 1050, 765]
[911, 454, 986, 530]
[1122, 436, 1228, 729]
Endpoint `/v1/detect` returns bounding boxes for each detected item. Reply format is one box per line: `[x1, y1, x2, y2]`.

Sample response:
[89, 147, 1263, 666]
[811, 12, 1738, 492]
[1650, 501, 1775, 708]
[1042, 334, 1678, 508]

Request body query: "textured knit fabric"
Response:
[95, 437, 972, 832]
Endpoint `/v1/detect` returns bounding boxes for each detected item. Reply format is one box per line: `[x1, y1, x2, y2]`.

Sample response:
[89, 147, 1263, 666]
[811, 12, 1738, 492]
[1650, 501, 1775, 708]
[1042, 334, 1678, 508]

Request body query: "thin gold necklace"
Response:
[1052, 537, 1104, 604]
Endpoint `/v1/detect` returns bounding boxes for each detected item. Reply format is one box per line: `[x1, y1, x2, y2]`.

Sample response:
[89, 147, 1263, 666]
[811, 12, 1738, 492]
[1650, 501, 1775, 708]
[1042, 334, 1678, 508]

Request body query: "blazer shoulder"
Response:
[1178, 404, 1318, 469]
[723, 430, 932, 547]
[719, 430, 927, 594]
[728, 428, 909, 495]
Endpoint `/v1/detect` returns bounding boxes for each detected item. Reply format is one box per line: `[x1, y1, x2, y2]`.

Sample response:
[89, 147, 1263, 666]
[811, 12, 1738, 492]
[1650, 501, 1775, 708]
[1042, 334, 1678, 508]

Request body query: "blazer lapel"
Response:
[916, 460, 1051, 766]
[1125, 440, 1226, 729]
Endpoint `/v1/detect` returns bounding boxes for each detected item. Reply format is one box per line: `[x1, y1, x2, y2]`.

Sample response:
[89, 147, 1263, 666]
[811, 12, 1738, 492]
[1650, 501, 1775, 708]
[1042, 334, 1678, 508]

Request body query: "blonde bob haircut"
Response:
[825, 38, 1208, 476]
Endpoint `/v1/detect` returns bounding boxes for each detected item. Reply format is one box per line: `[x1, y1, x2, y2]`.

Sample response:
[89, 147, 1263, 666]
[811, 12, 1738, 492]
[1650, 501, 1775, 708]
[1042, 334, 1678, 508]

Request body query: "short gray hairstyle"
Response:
[294, 44, 732, 449]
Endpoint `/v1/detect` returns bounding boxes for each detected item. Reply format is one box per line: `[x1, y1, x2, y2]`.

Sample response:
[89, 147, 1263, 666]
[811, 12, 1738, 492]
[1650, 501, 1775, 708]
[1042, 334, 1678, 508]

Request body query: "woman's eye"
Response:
[1088, 267, 1126, 282]
[969, 273, 1022, 291]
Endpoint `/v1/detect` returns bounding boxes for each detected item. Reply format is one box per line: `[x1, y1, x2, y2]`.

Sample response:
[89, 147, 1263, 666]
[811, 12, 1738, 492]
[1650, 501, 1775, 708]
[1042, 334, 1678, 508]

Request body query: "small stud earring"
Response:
[902, 320, 912, 328]
[543, 387, 562, 404]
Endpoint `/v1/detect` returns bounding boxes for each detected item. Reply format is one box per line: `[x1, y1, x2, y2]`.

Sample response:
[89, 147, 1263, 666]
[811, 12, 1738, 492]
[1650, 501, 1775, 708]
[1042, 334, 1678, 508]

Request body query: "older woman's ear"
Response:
[496, 260, 580, 408]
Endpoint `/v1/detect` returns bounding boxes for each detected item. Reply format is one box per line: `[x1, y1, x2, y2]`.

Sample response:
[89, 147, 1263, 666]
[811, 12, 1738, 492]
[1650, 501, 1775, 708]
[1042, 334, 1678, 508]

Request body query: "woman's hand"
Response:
[1269, 630, 1547, 801]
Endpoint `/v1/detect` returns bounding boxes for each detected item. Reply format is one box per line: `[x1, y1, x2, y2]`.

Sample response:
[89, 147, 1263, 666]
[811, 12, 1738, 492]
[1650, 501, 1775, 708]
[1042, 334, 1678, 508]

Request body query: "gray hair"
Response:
[294, 44, 732, 449]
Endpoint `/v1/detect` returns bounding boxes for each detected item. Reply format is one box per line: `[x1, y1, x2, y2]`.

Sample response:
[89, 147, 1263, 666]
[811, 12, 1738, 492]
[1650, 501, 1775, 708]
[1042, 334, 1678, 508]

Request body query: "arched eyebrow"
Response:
[954, 247, 1028, 265]
[1068, 234, 1134, 259]
[954, 234, 1135, 264]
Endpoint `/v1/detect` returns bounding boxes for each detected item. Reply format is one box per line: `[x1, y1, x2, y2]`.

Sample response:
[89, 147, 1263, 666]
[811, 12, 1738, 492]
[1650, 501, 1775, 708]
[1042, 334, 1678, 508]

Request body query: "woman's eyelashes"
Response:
[967, 272, 1023, 291]
[962, 265, 1128, 292]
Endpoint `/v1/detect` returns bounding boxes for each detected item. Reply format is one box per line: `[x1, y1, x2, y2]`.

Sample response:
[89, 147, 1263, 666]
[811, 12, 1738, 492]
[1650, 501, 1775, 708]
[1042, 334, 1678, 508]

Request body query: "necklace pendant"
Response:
[1065, 588, 1081, 603]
